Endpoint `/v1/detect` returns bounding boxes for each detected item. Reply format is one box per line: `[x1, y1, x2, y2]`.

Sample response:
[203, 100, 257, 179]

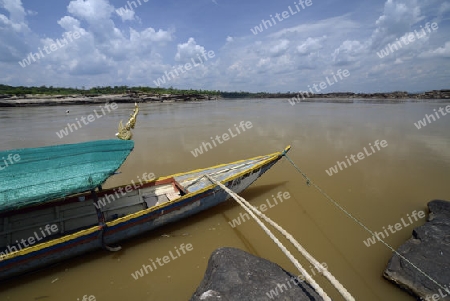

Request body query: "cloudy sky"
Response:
[0, 0, 449, 93]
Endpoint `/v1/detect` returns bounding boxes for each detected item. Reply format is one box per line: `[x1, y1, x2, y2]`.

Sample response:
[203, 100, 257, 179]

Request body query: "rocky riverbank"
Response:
[0, 92, 216, 107]
[0, 89, 448, 107]
[384, 200, 450, 300]
[284, 89, 450, 100]
[221, 89, 450, 100]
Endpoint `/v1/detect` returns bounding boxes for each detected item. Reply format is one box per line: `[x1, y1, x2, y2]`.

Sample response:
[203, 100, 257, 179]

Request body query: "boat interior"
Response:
[0, 177, 187, 254]
[0, 155, 268, 255]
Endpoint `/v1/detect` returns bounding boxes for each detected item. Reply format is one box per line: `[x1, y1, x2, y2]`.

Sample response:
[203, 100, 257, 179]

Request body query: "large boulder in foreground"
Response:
[190, 247, 323, 301]
[384, 200, 450, 300]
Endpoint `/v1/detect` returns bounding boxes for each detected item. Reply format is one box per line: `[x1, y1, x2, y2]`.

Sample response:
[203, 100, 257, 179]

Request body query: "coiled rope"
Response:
[205, 174, 355, 301]
[282, 152, 447, 294]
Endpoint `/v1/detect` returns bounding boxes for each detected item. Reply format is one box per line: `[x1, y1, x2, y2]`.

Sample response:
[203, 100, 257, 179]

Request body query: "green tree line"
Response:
[0, 84, 222, 97]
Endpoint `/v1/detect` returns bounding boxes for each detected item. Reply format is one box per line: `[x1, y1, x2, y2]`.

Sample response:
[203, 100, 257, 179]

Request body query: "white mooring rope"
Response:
[205, 174, 355, 301]
[236, 191, 355, 301]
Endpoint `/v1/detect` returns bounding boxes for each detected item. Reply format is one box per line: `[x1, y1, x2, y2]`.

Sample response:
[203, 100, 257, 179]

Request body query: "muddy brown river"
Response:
[0, 98, 449, 300]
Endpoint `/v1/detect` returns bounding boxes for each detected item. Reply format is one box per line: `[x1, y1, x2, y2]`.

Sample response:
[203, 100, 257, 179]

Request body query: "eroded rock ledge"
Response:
[0, 93, 216, 107]
[384, 200, 450, 300]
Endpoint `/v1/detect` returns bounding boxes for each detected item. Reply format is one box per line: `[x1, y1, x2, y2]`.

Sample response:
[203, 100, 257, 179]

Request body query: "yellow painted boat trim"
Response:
[2, 226, 100, 261]
[107, 146, 289, 227]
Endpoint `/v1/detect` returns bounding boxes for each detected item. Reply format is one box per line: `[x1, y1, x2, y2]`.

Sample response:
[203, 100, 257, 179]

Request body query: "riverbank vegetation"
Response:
[0, 84, 219, 97]
[0, 84, 448, 100]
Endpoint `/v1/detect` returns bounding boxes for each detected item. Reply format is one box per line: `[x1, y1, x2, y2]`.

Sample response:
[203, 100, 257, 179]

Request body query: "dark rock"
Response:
[190, 247, 324, 301]
[384, 200, 450, 300]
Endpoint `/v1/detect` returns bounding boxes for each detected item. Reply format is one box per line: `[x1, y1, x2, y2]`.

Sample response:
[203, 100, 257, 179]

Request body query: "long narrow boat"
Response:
[0, 106, 290, 281]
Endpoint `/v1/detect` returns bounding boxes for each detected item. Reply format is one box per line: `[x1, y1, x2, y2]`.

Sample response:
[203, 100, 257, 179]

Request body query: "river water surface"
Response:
[0, 98, 449, 301]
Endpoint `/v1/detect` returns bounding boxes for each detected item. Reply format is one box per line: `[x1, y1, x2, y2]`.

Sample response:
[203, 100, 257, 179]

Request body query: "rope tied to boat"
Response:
[205, 174, 355, 301]
[282, 152, 448, 294]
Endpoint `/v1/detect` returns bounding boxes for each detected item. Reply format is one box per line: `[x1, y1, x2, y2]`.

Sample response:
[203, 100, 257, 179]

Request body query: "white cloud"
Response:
[0, 0, 33, 63]
[297, 36, 326, 55]
[116, 7, 135, 22]
[0, 0, 29, 33]
[26, 9, 37, 16]
[256, 57, 270, 68]
[371, 0, 423, 49]
[439, 2, 450, 15]
[332, 40, 367, 65]
[269, 39, 290, 57]
[0, 0, 448, 93]
[419, 41, 450, 58]
[134, 27, 173, 43]
[0, 0, 26, 23]
[175, 38, 207, 63]
[57, 16, 81, 31]
[67, 0, 114, 22]
[269, 15, 358, 39]
[0, 0, 178, 88]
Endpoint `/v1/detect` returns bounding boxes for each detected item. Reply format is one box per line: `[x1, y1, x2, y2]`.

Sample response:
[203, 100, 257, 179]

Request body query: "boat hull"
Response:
[0, 152, 283, 281]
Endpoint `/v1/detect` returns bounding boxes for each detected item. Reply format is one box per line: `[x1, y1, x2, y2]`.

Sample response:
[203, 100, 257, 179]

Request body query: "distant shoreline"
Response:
[0, 89, 448, 107]
[0, 93, 216, 107]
